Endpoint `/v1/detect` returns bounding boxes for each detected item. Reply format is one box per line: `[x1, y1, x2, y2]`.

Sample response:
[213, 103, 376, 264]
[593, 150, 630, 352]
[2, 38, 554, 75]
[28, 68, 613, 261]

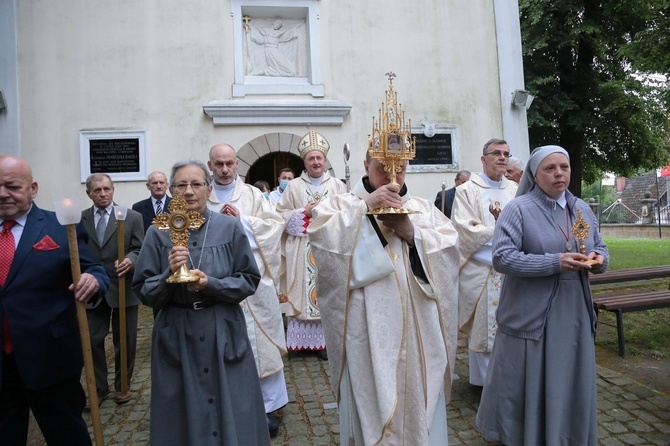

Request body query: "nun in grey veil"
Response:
[476, 145, 608, 446]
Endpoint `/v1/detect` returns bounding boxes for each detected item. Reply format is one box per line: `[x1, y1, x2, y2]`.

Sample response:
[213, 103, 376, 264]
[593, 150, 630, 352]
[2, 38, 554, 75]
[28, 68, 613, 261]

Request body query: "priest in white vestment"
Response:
[206, 144, 288, 436]
[451, 139, 518, 386]
[276, 131, 347, 360]
[309, 153, 460, 445]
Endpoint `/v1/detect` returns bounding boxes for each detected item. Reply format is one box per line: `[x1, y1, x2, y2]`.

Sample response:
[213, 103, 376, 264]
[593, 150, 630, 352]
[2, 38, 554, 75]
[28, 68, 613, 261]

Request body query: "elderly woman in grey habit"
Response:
[476, 146, 608, 446]
[132, 160, 269, 445]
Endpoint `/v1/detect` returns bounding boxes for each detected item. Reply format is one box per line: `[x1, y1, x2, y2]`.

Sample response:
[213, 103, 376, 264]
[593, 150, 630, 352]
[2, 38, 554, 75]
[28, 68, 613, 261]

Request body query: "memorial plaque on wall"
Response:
[409, 133, 453, 166]
[79, 129, 147, 182]
[89, 138, 141, 173]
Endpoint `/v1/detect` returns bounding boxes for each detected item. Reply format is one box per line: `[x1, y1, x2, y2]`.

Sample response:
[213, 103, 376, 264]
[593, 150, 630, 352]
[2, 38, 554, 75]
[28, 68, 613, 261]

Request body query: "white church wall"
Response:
[0, 0, 20, 154]
[12, 0, 526, 208]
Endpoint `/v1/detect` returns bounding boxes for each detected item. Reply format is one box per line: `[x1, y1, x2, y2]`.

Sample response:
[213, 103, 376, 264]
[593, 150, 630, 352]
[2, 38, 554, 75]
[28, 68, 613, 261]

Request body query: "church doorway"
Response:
[237, 132, 337, 187]
[246, 152, 304, 189]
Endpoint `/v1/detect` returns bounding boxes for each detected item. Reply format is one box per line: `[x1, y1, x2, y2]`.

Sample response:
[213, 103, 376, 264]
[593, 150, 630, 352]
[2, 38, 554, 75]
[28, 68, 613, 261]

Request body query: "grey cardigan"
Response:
[492, 187, 609, 339]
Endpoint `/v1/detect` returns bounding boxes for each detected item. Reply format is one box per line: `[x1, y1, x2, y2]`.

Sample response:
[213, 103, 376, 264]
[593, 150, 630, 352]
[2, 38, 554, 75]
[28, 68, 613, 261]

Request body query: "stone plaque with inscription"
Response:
[409, 133, 453, 166]
[89, 138, 141, 173]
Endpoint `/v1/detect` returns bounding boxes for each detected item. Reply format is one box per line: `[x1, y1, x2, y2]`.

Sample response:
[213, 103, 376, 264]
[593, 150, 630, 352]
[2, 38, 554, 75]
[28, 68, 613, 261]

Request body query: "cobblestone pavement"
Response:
[28, 305, 670, 445]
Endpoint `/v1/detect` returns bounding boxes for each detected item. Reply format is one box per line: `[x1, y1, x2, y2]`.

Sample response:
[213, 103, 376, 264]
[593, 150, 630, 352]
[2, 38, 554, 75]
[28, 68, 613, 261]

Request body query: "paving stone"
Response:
[627, 419, 654, 433]
[617, 433, 647, 444]
[622, 392, 641, 401]
[311, 424, 330, 437]
[598, 437, 626, 446]
[643, 432, 670, 446]
[602, 421, 628, 434]
[630, 409, 660, 424]
[610, 409, 636, 422]
[25, 305, 670, 445]
[608, 376, 636, 386]
[628, 385, 659, 398]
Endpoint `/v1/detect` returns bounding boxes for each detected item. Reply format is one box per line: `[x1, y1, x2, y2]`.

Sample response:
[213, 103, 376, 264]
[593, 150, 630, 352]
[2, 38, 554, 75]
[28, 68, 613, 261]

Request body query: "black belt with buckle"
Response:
[167, 300, 218, 310]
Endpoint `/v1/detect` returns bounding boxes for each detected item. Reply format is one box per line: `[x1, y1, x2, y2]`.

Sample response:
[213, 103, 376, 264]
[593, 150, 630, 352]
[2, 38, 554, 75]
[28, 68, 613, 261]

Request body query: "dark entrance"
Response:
[246, 152, 304, 189]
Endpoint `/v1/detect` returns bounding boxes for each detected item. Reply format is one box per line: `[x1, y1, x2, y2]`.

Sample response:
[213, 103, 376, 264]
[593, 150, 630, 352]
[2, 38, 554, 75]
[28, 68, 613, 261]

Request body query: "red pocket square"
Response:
[33, 235, 60, 251]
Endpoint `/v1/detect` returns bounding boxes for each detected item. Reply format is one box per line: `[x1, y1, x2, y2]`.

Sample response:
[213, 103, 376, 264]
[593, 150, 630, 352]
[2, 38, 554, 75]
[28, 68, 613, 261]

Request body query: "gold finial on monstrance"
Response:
[571, 209, 599, 265]
[152, 194, 206, 283]
[367, 72, 420, 215]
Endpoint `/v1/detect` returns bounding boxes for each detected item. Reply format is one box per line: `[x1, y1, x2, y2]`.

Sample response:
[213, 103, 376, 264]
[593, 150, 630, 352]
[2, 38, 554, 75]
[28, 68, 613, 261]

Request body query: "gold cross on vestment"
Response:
[152, 194, 205, 247]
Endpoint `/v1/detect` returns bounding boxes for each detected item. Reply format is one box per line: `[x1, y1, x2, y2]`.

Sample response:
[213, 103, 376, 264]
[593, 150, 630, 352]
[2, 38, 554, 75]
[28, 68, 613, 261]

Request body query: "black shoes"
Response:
[315, 349, 328, 361]
[267, 413, 280, 437]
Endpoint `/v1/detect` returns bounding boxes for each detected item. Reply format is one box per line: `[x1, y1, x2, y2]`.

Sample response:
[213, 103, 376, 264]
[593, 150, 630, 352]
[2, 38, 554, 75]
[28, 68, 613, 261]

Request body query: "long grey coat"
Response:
[132, 211, 270, 446]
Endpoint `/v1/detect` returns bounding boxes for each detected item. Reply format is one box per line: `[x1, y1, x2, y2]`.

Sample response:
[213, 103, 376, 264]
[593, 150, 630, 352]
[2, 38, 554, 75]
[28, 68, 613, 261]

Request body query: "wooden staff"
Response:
[114, 206, 130, 394]
[66, 225, 105, 446]
[116, 218, 128, 395]
[440, 181, 447, 214]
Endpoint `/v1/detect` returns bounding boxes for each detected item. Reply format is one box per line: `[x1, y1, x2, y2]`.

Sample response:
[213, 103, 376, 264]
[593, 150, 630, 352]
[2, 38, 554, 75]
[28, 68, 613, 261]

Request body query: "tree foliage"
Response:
[581, 180, 617, 207]
[520, 0, 670, 197]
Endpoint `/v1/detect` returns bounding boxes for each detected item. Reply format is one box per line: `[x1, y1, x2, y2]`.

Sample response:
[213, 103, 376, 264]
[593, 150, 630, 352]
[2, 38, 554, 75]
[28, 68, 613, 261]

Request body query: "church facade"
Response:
[0, 0, 530, 206]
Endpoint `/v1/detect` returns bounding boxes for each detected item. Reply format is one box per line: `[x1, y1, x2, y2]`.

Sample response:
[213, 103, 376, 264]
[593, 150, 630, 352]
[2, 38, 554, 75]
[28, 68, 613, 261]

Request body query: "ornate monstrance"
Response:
[571, 209, 599, 265]
[367, 72, 420, 214]
[152, 194, 206, 283]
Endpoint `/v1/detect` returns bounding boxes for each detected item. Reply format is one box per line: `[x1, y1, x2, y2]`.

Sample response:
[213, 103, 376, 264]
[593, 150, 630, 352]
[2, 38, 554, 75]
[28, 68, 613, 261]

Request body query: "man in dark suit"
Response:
[132, 171, 171, 232]
[0, 155, 109, 445]
[80, 173, 144, 407]
[434, 170, 471, 219]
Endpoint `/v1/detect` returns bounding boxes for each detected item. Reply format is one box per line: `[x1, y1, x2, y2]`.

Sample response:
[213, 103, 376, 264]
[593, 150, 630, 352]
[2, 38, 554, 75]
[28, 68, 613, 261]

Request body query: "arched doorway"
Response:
[246, 152, 304, 189]
[236, 131, 337, 186]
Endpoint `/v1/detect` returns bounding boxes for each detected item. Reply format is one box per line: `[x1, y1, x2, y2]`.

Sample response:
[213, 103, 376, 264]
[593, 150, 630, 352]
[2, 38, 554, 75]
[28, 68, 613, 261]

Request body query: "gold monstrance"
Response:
[367, 72, 420, 215]
[571, 209, 599, 265]
[152, 194, 206, 283]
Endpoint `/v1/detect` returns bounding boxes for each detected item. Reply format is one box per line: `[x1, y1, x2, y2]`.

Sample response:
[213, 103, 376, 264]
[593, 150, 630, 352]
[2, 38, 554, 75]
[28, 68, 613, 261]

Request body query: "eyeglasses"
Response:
[172, 181, 208, 193]
[483, 150, 512, 158]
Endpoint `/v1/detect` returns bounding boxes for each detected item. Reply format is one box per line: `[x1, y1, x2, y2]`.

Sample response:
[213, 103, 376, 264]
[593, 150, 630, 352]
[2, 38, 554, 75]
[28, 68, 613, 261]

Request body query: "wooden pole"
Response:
[66, 225, 104, 446]
[116, 220, 128, 394]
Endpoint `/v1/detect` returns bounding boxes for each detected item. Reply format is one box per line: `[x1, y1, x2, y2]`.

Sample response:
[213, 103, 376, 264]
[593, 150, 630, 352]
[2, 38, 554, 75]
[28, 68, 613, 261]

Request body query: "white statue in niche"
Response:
[245, 17, 307, 77]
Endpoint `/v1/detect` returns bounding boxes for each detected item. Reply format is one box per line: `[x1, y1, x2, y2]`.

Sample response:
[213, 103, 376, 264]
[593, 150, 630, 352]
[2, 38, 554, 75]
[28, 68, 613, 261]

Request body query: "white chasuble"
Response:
[452, 174, 517, 353]
[308, 179, 459, 445]
[207, 177, 287, 378]
[276, 171, 347, 321]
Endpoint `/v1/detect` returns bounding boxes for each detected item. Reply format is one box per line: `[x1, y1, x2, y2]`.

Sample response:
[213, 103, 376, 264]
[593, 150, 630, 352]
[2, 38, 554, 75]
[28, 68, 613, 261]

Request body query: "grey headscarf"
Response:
[516, 145, 570, 197]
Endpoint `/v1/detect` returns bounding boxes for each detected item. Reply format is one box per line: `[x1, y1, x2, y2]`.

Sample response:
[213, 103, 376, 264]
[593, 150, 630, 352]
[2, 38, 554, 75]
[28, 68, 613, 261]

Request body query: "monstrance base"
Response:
[167, 265, 200, 284]
[367, 206, 421, 215]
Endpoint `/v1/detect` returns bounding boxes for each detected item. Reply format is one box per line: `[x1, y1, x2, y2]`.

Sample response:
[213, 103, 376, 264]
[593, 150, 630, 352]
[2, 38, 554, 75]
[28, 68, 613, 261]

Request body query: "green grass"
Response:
[602, 237, 670, 270]
[596, 308, 670, 359]
[594, 237, 670, 361]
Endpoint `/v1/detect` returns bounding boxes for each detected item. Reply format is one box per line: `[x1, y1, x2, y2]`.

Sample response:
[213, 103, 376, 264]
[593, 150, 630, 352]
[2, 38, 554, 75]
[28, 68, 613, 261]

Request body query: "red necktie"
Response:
[1, 220, 17, 354]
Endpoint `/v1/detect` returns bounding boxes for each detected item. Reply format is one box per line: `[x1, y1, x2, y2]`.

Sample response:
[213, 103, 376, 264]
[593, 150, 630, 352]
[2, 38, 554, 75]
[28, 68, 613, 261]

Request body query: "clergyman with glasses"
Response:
[451, 138, 518, 387]
[132, 160, 270, 445]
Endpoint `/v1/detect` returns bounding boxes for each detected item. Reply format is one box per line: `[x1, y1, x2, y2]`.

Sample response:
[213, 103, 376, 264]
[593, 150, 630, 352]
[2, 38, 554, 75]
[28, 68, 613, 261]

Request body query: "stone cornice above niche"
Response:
[202, 100, 352, 126]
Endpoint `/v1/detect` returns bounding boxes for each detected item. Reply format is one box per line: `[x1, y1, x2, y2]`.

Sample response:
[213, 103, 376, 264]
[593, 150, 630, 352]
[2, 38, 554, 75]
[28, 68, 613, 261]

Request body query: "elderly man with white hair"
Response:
[505, 156, 525, 184]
